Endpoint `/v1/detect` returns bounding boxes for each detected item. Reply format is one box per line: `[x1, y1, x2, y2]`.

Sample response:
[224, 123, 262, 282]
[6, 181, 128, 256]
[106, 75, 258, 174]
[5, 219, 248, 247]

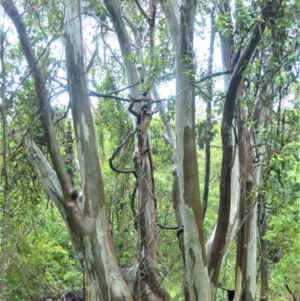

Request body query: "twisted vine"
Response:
[109, 128, 138, 218]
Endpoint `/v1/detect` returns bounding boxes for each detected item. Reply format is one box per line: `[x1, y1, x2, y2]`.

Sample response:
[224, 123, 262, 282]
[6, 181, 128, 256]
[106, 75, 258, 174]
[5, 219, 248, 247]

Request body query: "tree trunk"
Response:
[202, 9, 215, 220]
[208, 2, 279, 298]
[234, 102, 257, 301]
[176, 1, 211, 300]
[156, 3, 190, 299]
[64, 2, 133, 300]
[205, 1, 240, 282]
[258, 193, 268, 301]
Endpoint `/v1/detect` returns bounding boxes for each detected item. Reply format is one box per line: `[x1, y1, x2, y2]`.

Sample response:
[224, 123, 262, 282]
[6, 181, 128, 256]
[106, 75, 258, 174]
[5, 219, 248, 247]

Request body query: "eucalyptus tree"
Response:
[2, 0, 132, 300]
[1, 0, 299, 300]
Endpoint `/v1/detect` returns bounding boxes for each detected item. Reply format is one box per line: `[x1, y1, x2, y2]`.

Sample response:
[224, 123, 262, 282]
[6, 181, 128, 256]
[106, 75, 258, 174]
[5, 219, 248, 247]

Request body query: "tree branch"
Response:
[86, 43, 98, 74]
[89, 90, 130, 102]
[196, 69, 231, 84]
[156, 223, 179, 230]
[108, 81, 143, 94]
[133, 0, 151, 22]
[2, 0, 73, 197]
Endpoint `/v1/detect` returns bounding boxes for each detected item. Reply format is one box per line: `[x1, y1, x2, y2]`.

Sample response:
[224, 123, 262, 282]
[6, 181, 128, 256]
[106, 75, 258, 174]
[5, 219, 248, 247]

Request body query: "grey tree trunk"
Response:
[234, 102, 257, 301]
[64, 1, 133, 300]
[202, 9, 215, 220]
[160, 1, 211, 299]
[206, 0, 240, 274]
[175, 1, 211, 300]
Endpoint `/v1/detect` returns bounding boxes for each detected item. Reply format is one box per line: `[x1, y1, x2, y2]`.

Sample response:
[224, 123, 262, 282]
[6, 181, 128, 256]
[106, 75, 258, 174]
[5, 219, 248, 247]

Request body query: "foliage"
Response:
[7, 204, 81, 300]
[0, 0, 299, 300]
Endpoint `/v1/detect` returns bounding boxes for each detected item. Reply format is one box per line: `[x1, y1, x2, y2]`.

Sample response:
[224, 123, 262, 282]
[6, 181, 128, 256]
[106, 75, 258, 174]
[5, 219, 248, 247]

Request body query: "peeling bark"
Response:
[234, 102, 256, 301]
[161, 0, 211, 299]
[64, 1, 133, 299]
[176, 1, 211, 300]
[258, 194, 268, 301]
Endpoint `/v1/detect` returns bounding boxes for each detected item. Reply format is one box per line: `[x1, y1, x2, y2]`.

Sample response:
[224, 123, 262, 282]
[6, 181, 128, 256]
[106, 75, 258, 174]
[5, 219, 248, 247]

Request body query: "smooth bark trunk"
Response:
[202, 9, 215, 220]
[234, 103, 256, 301]
[64, 1, 132, 299]
[160, 1, 211, 299]
[155, 88, 189, 300]
[176, 1, 211, 300]
[206, 1, 240, 278]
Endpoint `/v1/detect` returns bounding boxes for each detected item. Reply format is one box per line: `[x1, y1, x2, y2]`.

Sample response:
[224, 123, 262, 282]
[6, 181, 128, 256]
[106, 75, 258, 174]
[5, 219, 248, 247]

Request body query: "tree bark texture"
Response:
[258, 194, 268, 301]
[64, 1, 133, 300]
[234, 102, 257, 301]
[205, 0, 240, 279]
[157, 3, 194, 299]
[175, 1, 211, 300]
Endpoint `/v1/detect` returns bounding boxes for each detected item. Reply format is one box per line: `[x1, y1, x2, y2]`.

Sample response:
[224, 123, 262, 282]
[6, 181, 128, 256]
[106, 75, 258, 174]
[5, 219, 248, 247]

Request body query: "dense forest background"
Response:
[0, 0, 299, 300]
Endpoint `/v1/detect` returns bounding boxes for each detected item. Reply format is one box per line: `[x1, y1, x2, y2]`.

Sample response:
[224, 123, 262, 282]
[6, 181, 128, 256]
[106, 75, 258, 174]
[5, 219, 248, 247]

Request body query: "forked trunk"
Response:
[3, 0, 133, 299]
